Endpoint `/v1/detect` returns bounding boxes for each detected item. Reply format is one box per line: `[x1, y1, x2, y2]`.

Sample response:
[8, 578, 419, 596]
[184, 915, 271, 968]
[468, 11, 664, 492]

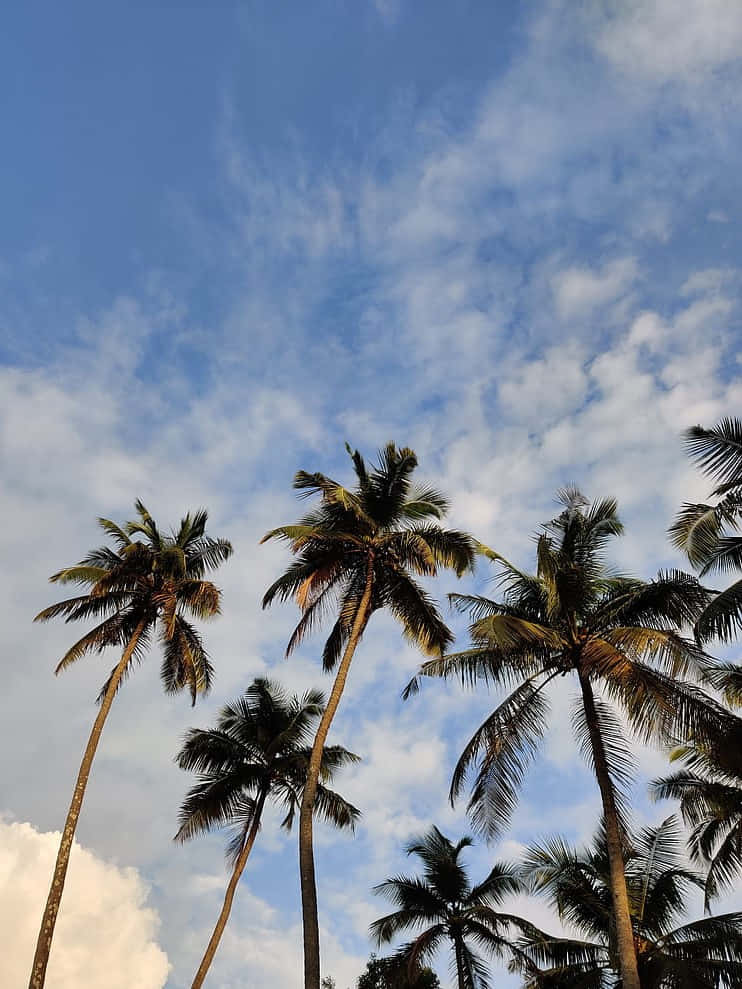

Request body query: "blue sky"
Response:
[2, 2, 742, 987]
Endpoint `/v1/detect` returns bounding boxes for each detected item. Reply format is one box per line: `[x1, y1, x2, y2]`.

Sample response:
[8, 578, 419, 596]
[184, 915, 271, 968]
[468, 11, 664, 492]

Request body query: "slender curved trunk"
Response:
[452, 932, 467, 989]
[190, 789, 267, 989]
[299, 555, 374, 989]
[28, 620, 148, 989]
[578, 671, 641, 989]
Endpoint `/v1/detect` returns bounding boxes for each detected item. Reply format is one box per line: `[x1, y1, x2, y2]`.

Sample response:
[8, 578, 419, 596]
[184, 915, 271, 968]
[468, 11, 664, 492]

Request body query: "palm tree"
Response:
[370, 825, 527, 989]
[670, 417, 742, 656]
[652, 726, 742, 909]
[175, 677, 360, 989]
[29, 501, 232, 989]
[404, 488, 735, 989]
[511, 816, 742, 988]
[262, 442, 475, 989]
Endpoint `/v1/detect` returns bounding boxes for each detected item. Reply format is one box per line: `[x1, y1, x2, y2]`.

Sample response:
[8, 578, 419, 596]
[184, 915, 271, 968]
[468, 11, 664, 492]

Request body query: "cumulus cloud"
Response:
[0, 818, 169, 989]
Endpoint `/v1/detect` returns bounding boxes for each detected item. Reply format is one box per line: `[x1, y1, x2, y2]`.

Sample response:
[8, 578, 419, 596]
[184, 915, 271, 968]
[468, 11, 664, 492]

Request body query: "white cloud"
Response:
[0, 818, 169, 989]
[551, 257, 639, 320]
[593, 0, 742, 81]
[2, 4, 741, 985]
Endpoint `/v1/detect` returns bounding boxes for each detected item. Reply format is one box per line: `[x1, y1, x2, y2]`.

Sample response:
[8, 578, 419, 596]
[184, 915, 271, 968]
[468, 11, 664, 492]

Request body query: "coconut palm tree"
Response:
[371, 826, 527, 989]
[175, 677, 360, 988]
[511, 816, 742, 988]
[29, 501, 232, 989]
[651, 724, 742, 909]
[262, 443, 475, 989]
[670, 417, 742, 655]
[405, 488, 735, 989]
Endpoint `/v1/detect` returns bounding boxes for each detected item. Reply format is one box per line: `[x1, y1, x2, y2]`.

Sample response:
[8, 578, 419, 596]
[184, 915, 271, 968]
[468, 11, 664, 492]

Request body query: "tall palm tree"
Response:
[175, 677, 360, 989]
[405, 488, 735, 989]
[511, 816, 742, 988]
[652, 726, 742, 909]
[262, 443, 475, 989]
[29, 501, 232, 989]
[371, 826, 527, 989]
[670, 417, 742, 654]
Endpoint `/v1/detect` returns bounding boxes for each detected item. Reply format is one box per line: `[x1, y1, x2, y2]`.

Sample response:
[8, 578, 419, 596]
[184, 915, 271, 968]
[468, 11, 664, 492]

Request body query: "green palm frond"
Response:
[684, 419, 742, 487]
[384, 569, 453, 656]
[160, 616, 213, 705]
[601, 625, 710, 680]
[593, 569, 712, 631]
[452, 674, 556, 839]
[311, 783, 361, 831]
[469, 614, 565, 651]
[520, 815, 742, 986]
[695, 577, 742, 642]
[669, 499, 742, 569]
[371, 825, 532, 988]
[40, 501, 229, 706]
[401, 485, 450, 521]
[177, 579, 222, 619]
[47, 565, 114, 587]
[263, 443, 472, 691]
[34, 591, 129, 623]
[175, 677, 358, 859]
[53, 612, 131, 673]
[571, 696, 635, 827]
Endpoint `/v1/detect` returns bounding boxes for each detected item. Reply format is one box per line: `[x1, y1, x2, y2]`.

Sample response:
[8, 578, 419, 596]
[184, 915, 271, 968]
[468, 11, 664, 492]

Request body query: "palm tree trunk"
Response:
[452, 932, 467, 989]
[577, 671, 641, 989]
[299, 555, 375, 989]
[190, 790, 267, 989]
[28, 620, 147, 989]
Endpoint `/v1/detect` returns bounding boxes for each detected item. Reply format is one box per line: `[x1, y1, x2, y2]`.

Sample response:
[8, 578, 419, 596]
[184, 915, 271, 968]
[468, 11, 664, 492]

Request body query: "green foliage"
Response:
[652, 729, 742, 908]
[175, 677, 360, 861]
[356, 954, 441, 989]
[671, 418, 742, 641]
[513, 817, 742, 988]
[262, 442, 476, 665]
[371, 826, 528, 989]
[36, 501, 233, 703]
[406, 489, 731, 840]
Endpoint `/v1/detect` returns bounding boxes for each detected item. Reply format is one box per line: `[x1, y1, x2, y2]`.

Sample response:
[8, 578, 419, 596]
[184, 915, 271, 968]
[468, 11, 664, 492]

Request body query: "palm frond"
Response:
[684, 419, 742, 486]
[160, 616, 213, 704]
[695, 577, 742, 642]
[452, 674, 556, 839]
[384, 568, 453, 656]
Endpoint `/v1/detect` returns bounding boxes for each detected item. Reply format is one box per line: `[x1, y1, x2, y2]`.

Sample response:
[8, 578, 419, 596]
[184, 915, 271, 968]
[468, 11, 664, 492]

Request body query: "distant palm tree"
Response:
[175, 677, 360, 989]
[262, 443, 475, 989]
[405, 488, 731, 989]
[652, 725, 742, 909]
[29, 501, 232, 989]
[512, 816, 742, 988]
[671, 417, 742, 659]
[371, 825, 527, 989]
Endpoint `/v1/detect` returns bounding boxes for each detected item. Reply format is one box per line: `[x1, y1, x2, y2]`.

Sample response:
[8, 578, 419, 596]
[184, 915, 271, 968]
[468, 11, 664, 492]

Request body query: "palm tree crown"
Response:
[406, 487, 726, 839]
[176, 677, 361, 854]
[262, 442, 475, 665]
[36, 500, 233, 702]
[371, 826, 526, 989]
[670, 419, 742, 708]
[513, 817, 742, 988]
[652, 726, 742, 908]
